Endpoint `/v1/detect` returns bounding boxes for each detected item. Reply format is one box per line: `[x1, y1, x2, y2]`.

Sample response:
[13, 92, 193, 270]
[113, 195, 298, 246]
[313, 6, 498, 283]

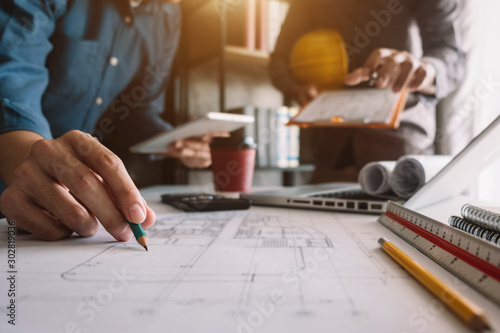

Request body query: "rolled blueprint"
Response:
[358, 161, 397, 197]
[389, 155, 452, 199]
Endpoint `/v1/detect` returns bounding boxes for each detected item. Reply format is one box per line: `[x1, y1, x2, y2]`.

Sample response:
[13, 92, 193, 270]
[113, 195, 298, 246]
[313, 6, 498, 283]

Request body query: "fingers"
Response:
[173, 140, 183, 149]
[16, 164, 99, 237]
[169, 140, 211, 159]
[176, 150, 212, 169]
[170, 140, 212, 168]
[141, 199, 156, 229]
[363, 48, 391, 70]
[30, 133, 134, 241]
[62, 131, 146, 224]
[173, 140, 211, 152]
[180, 149, 211, 160]
[201, 132, 231, 142]
[375, 58, 399, 90]
[392, 60, 416, 93]
[408, 62, 435, 92]
[64, 170, 132, 240]
[166, 138, 214, 168]
[290, 84, 317, 107]
[180, 156, 213, 169]
[346, 48, 437, 94]
[305, 86, 318, 100]
[408, 67, 427, 90]
[297, 87, 317, 106]
[345, 49, 389, 86]
[1, 130, 152, 243]
[38, 154, 132, 241]
[99, 176, 153, 230]
[0, 188, 73, 241]
[344, 67, 372, 86]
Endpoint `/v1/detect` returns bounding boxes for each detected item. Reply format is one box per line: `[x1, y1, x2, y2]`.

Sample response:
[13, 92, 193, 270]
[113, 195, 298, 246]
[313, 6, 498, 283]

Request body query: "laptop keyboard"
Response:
[310, 190, 385, 201]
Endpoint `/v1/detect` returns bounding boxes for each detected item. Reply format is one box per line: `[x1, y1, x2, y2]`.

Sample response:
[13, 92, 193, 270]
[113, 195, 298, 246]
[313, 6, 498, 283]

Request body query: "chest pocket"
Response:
[45, 33, 101, 98]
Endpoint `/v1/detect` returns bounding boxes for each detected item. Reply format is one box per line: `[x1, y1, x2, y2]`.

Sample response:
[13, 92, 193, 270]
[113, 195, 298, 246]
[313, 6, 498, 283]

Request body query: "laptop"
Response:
[241, 114, 500, 214]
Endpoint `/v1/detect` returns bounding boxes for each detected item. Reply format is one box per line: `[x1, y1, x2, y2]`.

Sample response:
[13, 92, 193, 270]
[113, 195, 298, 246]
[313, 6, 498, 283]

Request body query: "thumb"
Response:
[306, 86, 318, 99]
[344, 67, 371, 86]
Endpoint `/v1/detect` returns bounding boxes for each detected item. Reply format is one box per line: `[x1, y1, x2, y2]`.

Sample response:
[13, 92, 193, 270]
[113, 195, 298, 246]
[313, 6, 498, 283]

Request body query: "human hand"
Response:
[289, 84, 318, 107]
[166, 132, 230, 169]
[0, 130, 156, 241]
[344, 48, 436, 94]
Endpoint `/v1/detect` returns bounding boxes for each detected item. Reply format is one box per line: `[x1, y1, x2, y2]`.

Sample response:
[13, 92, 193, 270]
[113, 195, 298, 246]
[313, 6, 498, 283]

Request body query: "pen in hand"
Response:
[128, 222, 148, 251]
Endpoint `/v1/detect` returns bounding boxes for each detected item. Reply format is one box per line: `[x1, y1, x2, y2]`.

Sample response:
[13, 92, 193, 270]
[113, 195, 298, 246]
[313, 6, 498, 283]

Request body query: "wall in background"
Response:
[187, 59, 283, 118]
[475, 0, 500, 203]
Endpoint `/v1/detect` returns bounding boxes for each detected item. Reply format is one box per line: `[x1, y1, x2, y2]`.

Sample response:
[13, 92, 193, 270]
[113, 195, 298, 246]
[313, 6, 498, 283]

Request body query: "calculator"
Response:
[160, 193, 252, 212]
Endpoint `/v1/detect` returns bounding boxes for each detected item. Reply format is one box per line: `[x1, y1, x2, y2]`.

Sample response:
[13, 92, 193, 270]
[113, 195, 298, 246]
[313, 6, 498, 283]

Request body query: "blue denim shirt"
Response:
[0, 0, 180, 194]
[0, 0, 179, 143]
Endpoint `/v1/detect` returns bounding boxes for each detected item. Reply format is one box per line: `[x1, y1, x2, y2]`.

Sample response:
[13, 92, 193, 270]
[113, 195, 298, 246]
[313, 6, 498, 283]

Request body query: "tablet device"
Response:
[130, 112, 255, 154]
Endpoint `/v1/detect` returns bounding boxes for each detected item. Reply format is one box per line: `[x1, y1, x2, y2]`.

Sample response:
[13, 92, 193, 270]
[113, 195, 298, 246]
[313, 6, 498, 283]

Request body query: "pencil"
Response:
[378, 238, 490, 331]
[128, 222, 148, 251]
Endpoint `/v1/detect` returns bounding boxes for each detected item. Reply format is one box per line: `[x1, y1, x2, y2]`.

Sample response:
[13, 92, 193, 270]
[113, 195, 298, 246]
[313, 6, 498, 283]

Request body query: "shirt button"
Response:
[95, 97, 103, 105]
[124, 16, 133, 25]
[109, 57, 119, 67]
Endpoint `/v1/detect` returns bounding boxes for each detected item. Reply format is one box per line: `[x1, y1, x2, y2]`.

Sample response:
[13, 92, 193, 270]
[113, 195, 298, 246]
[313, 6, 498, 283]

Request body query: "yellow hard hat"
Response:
[289, 29, 348, 90]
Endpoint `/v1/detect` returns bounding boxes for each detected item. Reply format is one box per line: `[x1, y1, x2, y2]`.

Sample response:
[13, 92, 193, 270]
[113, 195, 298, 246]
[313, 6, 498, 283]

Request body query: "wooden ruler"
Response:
[378, 201, 500, 305]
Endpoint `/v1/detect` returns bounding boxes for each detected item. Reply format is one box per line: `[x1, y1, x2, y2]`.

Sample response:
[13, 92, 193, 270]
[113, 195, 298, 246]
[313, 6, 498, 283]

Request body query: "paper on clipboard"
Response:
[288, 88, 408, 129]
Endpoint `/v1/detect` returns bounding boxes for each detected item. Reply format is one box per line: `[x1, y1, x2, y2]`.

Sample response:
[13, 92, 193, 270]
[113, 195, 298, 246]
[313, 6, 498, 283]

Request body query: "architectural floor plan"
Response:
[1, 193, 498, 333]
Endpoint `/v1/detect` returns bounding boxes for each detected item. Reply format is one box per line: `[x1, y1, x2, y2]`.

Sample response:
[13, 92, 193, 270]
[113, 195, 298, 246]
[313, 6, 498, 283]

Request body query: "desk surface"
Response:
[0, 186, 499, 333]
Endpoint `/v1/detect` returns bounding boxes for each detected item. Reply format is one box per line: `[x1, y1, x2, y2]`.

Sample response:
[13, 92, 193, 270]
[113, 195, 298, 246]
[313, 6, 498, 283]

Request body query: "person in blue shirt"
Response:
[0, 0, 217, 241]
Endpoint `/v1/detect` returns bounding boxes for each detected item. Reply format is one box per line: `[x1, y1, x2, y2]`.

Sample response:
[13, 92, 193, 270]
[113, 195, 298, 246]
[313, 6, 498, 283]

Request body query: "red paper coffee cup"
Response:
[210, 137, 256, 193]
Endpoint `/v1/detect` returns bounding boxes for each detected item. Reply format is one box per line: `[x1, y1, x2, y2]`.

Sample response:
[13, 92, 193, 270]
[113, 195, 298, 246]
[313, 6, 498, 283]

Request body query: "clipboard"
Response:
[288, 88, 408, 129]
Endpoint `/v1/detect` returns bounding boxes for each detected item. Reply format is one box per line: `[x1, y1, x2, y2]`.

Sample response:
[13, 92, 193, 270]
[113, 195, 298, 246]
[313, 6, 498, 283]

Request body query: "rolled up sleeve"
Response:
[0, 0, 67, 139]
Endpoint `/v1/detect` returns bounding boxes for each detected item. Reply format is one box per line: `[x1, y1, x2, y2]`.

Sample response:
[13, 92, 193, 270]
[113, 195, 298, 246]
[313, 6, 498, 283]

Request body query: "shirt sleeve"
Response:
[104, 5, 180, 148]
[412, 0, 467, 100]
[268, 2, 318, 97]
[0, 0, 67, 139]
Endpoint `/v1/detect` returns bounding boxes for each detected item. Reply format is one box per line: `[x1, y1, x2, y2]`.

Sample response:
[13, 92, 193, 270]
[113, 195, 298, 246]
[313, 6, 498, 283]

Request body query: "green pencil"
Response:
[127, 222, 148, 251]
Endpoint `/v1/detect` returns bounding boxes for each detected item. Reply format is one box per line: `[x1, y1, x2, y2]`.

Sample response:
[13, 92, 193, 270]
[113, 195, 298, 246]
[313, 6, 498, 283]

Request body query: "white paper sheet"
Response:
[359, 155, 453, 199]
[0, 195, 498, 333]
[293, 88, 400, 124]
[357, 161, 397, 197]
[390, 155, 453, 198]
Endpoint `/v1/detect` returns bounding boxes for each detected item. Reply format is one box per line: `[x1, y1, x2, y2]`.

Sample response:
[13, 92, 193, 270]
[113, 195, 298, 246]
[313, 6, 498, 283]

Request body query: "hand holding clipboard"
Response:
[288, 88, 408, 129]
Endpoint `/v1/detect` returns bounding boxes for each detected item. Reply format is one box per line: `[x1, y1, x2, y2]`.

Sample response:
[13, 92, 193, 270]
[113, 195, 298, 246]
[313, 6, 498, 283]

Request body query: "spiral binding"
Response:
[461, 204, 500, 232]
[449, 216, 500, 245]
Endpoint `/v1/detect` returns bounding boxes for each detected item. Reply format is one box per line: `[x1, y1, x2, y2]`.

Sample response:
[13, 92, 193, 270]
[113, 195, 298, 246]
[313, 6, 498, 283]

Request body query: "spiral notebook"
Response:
[448, 204, 500, 246]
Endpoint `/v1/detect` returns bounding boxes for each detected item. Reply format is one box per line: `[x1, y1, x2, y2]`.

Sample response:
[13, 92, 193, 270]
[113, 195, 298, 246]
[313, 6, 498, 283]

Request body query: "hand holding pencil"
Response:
[128, 222, 148, 251]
